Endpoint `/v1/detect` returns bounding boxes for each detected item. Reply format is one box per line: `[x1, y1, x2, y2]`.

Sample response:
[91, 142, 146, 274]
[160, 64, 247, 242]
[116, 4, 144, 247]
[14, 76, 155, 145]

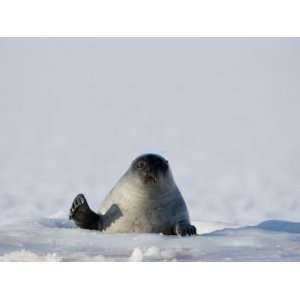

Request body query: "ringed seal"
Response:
[69, 154, 196, 236]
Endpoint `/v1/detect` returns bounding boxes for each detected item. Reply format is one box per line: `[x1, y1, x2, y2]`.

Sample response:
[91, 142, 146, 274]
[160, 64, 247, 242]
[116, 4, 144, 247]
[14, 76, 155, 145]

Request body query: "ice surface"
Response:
[1, 38, 300, 261]
[1, 217, 300, 261]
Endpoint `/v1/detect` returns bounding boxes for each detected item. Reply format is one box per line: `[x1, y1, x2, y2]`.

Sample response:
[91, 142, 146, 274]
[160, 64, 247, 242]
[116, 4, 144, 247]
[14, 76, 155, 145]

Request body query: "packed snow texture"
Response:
[1, 219, 300, 261]
[1, 38, 300, 261]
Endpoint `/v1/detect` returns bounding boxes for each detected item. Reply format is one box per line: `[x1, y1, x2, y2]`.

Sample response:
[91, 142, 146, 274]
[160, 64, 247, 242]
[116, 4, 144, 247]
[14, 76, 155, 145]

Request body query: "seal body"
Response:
[99, 154, 191, 234]
[70, 154, 196, 236]
[99, 172, 189, 234]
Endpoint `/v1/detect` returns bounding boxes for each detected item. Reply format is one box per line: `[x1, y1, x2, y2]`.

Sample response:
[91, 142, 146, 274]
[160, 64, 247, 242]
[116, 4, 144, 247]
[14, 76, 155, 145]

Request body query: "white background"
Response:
[0, 0, 299, 36]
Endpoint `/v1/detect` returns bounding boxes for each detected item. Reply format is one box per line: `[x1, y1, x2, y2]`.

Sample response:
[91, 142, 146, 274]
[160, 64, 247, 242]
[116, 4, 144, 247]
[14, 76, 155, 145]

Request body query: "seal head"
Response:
[130, 153, 169, 184]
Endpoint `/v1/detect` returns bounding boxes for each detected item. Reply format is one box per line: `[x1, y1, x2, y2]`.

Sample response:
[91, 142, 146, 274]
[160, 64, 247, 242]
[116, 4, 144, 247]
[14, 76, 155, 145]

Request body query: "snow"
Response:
[129, 248, 144, 262]
[1, 218, 300, 261]
[1, 38, 300, 261]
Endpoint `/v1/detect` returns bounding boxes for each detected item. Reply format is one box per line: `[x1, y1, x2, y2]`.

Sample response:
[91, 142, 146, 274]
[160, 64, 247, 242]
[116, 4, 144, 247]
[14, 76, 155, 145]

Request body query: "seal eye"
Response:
[136, 161, 146, 169]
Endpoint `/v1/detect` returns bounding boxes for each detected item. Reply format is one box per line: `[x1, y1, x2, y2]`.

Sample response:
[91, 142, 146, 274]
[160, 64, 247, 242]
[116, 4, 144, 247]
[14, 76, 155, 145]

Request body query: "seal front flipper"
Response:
[69, 194, 102, 230]
[173, 221, 197, 236]
[102, 204, 123, 230]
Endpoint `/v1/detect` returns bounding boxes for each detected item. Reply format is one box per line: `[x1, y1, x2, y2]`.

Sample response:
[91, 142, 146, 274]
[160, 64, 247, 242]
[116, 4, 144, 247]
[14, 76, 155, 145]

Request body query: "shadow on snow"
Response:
[39, 217, 300, 235]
